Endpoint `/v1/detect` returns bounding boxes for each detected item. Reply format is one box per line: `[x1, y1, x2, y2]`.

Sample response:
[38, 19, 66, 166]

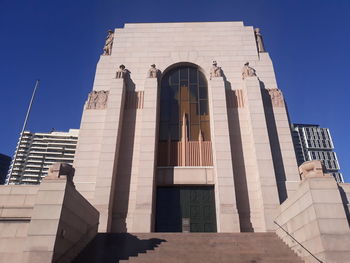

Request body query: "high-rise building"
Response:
[292, 123, 343, 182]
[0, 154, 11, 184]
[8, 129, 79, 184]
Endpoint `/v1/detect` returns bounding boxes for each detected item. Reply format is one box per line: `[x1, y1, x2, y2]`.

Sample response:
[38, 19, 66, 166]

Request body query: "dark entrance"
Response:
[155, 186, 217, 232]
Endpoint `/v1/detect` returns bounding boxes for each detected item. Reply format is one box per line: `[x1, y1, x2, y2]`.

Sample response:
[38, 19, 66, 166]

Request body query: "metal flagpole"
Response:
[7, 79, 40, 184]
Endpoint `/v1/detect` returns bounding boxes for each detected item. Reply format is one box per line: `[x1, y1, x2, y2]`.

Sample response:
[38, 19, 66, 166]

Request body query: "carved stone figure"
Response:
[148, 64, 160, 78]
[96, 90, 108, 109]
[268, 88, 284, 107]
[254, 28, 265, 53]
[299, 160, 327, 180]
[86, 90, 109, 109]
[116, 64, 130, 79]
[209, 61, 223, 80]
[87, 91, 98, 109]
[241, 62, 256, 79]
[103, 30, 114, 56]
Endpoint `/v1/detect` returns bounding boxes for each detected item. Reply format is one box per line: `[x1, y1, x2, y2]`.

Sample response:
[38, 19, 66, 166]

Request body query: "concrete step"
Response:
[73, 233, 303, 263]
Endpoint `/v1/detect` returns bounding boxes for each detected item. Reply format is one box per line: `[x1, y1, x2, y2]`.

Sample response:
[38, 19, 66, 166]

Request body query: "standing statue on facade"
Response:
[103, 30, 114, 56]
[87, 91, 98, 109]
[210, 61, 223, 80]
[254, 28, 265, 53]
[116, 64, 130, 79]
[241, 62, 257, 79]
[148, 64, 160, 78]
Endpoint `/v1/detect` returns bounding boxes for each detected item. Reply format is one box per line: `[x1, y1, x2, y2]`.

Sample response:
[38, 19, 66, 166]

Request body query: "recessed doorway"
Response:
[155, 186, 217, 232]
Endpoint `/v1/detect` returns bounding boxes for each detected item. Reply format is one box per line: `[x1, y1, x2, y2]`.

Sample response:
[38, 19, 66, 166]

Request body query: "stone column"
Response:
[93, 78, 126, 232]
[243, 76, 280, 231]
[73, 105, 106, 202]
[132, 78, 158, 232]
[267, 89, 300, 198]
[209, 77, 240, 232]
[73, 56, 113, 203]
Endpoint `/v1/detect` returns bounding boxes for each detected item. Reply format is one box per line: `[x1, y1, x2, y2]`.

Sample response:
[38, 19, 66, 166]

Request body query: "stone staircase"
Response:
[73, 233, 303, 263]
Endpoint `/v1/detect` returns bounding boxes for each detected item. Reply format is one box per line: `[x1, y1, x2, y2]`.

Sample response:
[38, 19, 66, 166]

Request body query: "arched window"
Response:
[159, 66, 210, 142]
[158, 65, 213, 167]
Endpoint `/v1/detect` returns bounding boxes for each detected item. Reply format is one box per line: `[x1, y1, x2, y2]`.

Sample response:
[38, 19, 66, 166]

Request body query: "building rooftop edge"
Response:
[120, 21, 247, 28]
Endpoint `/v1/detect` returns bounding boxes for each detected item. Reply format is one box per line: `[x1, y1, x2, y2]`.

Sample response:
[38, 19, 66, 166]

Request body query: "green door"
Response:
[156, 186, 217, 232]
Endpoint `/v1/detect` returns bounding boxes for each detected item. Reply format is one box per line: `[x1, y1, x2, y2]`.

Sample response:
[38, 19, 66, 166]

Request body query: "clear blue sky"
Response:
[1, 0, 349, 181]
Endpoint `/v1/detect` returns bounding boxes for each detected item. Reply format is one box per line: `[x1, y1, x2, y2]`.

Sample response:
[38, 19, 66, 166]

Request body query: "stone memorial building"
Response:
[72, 21, 306, 233]
[1, 22, 349, 263]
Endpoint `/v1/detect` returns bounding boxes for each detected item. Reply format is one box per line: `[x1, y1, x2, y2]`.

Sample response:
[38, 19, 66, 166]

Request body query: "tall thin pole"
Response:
[7, 80, 40, 184]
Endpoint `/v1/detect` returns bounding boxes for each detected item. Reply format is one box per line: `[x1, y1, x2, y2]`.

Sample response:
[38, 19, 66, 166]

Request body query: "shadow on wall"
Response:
[260, 81, 288, 203]
[111, 89, 138, 232]
[338, 186, 350, 227]
[73, 233, 166, 263]
[225, 80, 254, 232]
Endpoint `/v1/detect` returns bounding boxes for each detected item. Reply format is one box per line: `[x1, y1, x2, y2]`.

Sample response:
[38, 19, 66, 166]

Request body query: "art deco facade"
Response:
[73, 22, 301, 233]
[8, 129, 79, 184]
[0, 22, 349, 263]
[292, 123, 343, 183]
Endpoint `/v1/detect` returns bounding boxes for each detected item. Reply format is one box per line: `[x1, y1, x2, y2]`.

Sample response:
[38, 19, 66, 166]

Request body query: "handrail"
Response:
[273, 220, 323, 263]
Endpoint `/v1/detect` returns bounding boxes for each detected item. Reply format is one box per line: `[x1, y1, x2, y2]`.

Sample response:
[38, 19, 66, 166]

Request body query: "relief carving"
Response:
[103, 30, 114, 56]
[147, 64, 161, 78]
[241, 62, 256, 79]
[209, 61, 223, 80]
[254, 28, 265, 53]
[116, 64, 130, 79]
[86, 90, 109, 110]
[268, 88, 284, 107]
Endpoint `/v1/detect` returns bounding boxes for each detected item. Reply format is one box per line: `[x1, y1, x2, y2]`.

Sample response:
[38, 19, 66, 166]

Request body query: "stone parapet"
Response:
[0, 185, 39, 263]
[275, 161, 350, 263]
[0, 163, 99, 263]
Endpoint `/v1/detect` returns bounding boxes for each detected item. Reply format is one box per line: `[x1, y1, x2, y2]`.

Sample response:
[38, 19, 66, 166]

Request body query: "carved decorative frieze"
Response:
[103, 30, 114, 56]
[116, 64, 130, 79]
[209, 61, 223, 80]
[86, 90, 109, 110]
[241, 62, 256, 79]
[147, 64, 161, 78]
[267, 88, 284, 107]
[226, 89, 245, 108]
[125, 91, 144, 109]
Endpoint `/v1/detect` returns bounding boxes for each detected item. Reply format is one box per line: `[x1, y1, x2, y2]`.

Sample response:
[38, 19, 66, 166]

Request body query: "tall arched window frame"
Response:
[159, 66, 211, 142]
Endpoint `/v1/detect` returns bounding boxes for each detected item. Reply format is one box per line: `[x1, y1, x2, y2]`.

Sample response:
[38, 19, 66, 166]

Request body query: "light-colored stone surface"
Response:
[209, 77, 240, 232]
[0, 163, 99, 263]
[242, 76, 280, 231]
[131, 77, 158, 233]
[0, 185, 38, 263]
[24, 167, 99, 263]
[157, 167, 214, 185]
[275, 163, 350, 263]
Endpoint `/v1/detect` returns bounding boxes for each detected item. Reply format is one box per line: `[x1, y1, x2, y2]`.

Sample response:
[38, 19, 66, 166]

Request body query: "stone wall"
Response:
[339, 183, 350, 225]
[275, 161, 350, 263]
[0, 164, 99, 263]
[0, 185, 39, 263]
